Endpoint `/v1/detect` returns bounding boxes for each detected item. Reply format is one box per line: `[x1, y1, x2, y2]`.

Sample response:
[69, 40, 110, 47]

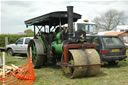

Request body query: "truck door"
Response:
[24, 38, 32, 53]
[14, 38, 25, 53]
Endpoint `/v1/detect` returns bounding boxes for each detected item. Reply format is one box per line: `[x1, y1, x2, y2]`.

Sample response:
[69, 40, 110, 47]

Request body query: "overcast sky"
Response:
[1, 0, 128, 34]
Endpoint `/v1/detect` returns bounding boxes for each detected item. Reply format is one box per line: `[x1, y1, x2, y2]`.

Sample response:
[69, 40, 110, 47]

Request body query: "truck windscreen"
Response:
[77, 23, 97, 33]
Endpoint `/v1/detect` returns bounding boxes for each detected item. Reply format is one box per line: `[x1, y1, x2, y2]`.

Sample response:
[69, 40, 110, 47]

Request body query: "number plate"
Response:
[112, 49, 120, 52]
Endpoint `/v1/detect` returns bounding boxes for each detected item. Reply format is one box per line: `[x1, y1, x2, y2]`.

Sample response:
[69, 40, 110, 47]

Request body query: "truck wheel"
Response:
[7, 49, 14, 56]
[108, 61, 118, 65]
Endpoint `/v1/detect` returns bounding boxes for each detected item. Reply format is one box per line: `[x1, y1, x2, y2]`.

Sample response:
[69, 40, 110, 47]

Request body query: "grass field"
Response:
[1, 49, 128, 85]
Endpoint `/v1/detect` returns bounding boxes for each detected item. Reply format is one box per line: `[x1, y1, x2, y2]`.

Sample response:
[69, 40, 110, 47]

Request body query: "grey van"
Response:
[86, 35, 127, 65]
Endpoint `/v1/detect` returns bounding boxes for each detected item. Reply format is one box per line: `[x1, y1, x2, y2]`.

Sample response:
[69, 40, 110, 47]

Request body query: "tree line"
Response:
[93, 9, 127, 31]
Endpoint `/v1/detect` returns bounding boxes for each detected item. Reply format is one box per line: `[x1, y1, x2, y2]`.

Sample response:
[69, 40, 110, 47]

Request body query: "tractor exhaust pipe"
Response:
[67, 6, 73, 40]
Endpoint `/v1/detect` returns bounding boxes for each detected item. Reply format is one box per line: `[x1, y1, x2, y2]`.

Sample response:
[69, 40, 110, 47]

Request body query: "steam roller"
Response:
[25, 6, 101, 78]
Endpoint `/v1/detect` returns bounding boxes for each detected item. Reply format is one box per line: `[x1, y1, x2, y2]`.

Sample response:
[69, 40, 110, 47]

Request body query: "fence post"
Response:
[5, 37, 8, 47]
[2, 52, 5, 85]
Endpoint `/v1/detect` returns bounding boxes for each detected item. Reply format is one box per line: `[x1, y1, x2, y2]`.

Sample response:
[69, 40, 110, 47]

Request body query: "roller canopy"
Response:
[24, 11, 81, 27]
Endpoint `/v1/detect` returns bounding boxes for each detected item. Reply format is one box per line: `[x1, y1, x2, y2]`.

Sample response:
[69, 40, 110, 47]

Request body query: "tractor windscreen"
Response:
[77, 23, 97, 33]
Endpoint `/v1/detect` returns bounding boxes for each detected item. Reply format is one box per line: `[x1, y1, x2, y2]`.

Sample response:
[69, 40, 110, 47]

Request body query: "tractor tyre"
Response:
[27, 39, 46, 68]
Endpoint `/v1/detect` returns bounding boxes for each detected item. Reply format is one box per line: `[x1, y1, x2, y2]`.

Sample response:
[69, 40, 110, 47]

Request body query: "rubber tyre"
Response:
[108, 61, 118, 65]
[7, 49, 14, 56]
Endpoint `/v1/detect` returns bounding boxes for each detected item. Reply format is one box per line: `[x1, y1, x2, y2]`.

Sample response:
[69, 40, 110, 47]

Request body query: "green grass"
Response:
[5, 55, 27, 67]
[1, 49, 128, 85]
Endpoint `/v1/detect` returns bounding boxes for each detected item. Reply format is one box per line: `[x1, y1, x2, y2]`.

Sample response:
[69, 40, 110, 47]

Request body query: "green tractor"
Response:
[25, 6, 101, 78]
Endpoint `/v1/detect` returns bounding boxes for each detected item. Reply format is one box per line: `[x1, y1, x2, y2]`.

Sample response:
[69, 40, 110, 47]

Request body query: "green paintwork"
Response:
[26, 24, 32, 27]
[32, 44, 37, 65]
[56, 32, 62, 44]
[56, 32, 61, 40]
[52, 32, 63, 54]
[52, 41, 63, 54]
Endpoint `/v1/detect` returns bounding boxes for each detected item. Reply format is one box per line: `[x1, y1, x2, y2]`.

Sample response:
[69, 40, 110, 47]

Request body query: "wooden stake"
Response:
[5, 37, 8, 47]
[2, 52, 5, 85]
[30, 47, 32, 57]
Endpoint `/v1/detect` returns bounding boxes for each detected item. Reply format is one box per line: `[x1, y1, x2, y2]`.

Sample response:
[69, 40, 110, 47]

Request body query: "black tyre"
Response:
[108, 61, 118, 65]
[7, 48, 14, 56]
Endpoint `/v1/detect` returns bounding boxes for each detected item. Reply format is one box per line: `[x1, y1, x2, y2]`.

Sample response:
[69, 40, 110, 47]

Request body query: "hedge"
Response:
[0, 34, 33, 47]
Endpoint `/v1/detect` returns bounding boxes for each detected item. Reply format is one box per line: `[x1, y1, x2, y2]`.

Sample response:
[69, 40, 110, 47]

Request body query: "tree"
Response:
[24, 29, 34, 35]
[93, 9, 126, 31]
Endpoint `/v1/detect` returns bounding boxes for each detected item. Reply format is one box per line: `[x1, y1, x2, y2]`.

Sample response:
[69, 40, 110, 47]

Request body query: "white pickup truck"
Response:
[6, 37, 33, 56]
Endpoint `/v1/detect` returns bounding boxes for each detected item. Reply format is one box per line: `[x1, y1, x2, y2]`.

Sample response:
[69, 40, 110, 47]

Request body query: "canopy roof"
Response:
[25, 11, 81, 27]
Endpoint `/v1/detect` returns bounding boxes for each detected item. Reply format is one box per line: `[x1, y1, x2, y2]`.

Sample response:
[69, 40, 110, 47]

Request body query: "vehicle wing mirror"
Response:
[15, 40, 18, 45]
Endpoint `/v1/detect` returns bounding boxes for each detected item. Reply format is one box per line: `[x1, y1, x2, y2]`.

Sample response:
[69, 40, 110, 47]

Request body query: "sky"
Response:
[1, 0, 128, 34]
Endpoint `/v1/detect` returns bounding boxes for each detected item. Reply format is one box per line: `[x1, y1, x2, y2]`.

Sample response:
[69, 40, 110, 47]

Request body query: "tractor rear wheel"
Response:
[27, 39, 46, 68]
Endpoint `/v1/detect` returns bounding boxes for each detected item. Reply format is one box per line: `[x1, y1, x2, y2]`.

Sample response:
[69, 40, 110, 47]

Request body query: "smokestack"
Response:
[67, 6, 73, 40]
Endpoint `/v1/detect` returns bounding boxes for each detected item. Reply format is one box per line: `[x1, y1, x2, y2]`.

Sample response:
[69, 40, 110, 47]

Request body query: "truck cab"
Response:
[6, 37, 33, 56]
[74, 19, 97, 34]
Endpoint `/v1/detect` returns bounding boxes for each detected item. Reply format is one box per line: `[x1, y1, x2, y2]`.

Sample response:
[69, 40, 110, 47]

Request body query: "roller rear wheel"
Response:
[28, 39, 46, 68]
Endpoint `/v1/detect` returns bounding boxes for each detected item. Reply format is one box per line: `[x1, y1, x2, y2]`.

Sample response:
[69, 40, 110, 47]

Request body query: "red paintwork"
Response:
[63, 43, 96, 63]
